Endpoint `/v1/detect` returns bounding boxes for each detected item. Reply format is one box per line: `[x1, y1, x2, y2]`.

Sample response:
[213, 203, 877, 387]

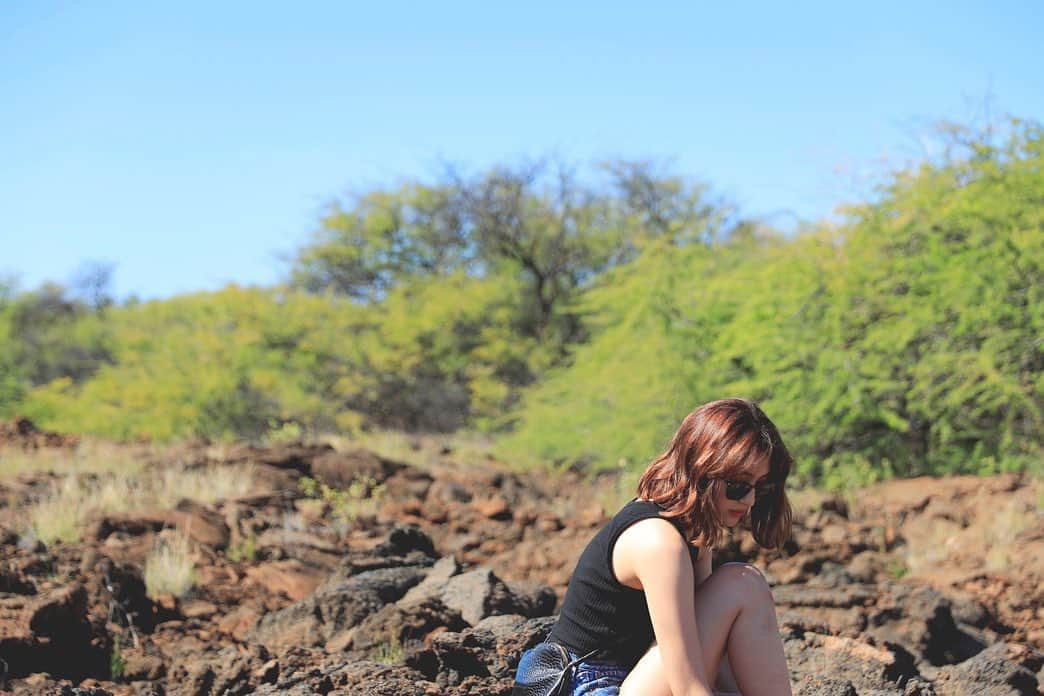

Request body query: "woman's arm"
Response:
[616, 519, 715, 696]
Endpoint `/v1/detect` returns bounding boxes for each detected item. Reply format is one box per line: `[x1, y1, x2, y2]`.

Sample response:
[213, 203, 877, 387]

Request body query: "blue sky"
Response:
[2, 1, 1042, 300]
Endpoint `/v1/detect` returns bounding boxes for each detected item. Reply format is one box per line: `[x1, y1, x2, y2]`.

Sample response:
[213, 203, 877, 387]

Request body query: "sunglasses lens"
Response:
[724, 480, 754, 501]
[722, 480, 776, 501]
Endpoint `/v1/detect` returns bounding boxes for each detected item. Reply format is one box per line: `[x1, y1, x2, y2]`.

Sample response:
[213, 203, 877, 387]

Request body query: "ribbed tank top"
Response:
[548, 499, 699, 668]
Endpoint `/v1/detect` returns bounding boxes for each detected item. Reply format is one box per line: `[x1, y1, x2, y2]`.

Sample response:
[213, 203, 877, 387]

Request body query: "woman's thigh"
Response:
[619, 563, 769, 695]
[620, 644, 740, 696]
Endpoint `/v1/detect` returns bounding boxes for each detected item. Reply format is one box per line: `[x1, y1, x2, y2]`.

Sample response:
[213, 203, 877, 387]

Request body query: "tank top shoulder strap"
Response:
[608, 499, 699, 561]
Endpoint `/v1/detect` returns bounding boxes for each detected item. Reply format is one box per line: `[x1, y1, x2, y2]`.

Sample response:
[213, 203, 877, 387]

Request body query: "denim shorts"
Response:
[568, 653, 629, 695]
[516, 645, 740, 695]
[570, 657, 741, 696]
[514, 645, 628, 695]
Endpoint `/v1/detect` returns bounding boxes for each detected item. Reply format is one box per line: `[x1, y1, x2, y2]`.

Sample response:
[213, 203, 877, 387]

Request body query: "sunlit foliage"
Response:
[2, 121, 1040, 487]
[502, 119, 1043, 485]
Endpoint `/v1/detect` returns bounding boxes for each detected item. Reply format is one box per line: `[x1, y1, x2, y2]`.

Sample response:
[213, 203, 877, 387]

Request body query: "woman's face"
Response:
[714, 458, 771, 527]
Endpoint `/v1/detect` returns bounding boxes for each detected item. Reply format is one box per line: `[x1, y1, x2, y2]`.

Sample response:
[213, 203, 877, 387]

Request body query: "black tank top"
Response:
[548, 499, 699, 668]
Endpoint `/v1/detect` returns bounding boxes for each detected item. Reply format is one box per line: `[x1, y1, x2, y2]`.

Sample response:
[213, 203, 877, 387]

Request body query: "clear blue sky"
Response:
[2, 1, 1041, 300]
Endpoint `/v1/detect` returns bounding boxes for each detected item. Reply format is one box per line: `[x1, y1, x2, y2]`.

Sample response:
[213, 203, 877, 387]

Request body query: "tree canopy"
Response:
[2, 120, 1040, 487]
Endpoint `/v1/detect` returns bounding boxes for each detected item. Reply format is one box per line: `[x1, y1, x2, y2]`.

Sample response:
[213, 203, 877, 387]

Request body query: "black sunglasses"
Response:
[721, 478, 777, 502]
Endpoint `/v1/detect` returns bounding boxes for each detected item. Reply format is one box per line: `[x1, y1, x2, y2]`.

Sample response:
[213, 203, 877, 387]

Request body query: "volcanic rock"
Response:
[933, 642, 1042, 695]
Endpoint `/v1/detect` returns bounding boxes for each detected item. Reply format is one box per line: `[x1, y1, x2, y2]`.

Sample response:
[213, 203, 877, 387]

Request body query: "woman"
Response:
[514, 398, 794, 696]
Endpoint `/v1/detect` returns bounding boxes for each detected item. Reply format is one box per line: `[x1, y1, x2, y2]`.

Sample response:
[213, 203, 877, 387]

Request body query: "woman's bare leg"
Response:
[715, 655, 740, 693]
[620, 563, 791, 696]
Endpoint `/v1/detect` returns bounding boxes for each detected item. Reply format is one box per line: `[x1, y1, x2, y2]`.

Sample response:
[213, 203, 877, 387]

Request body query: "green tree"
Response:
[291, 184, 471, 301]
[4, 282, 113, 388]
[0, 281, 26, 415]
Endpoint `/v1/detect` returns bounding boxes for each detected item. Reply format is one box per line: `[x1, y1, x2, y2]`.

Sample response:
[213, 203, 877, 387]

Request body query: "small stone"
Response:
[535, 516, 562, 533]
[153, 593, 178, 614]
[252, 658, 279, 683]
[181, 599, 218, 619]
[473, 496, 511, 520]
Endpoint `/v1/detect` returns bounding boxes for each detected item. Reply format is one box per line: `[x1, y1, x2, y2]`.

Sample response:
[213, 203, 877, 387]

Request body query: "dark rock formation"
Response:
[1, 432, 1041, 695]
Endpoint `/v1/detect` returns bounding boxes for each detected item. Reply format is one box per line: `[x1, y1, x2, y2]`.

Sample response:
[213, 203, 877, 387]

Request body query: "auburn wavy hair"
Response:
[636, 398, 793, 550]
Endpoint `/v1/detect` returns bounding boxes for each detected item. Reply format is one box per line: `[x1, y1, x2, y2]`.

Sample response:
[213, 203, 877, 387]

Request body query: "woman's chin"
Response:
[723, 510, 746, 527]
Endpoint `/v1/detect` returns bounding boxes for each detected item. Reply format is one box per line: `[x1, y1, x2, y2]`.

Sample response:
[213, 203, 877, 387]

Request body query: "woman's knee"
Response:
[706, 562, 774, 604]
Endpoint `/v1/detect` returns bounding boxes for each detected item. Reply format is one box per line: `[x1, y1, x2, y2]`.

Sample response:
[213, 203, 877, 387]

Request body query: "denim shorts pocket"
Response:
[571, 660, 628, 695]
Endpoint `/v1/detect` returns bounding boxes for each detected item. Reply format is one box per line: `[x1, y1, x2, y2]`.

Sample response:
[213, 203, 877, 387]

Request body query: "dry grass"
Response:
[0, 440, 149, 479]
[143, 528, 196, 597]
[28, 476, 86, 546]
[23, 463, 257, 545]
[153, 464, 258, 507]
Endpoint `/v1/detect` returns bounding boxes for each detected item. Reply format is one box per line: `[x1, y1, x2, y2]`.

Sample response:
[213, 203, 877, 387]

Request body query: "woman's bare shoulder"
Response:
[613, 517, 692, 589]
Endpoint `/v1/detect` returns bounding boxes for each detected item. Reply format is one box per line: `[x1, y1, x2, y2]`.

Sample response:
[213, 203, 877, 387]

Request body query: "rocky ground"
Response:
[0, 419, 1042, 695]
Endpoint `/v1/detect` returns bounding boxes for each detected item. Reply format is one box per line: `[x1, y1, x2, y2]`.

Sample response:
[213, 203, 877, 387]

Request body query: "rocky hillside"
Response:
[0, 420, 1041, 695]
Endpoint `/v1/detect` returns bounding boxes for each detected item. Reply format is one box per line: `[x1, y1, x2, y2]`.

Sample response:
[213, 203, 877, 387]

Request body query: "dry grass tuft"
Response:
[28, 476, 86, 545]
[144, 528, 196, 597]
[370, 638, 405, 665]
